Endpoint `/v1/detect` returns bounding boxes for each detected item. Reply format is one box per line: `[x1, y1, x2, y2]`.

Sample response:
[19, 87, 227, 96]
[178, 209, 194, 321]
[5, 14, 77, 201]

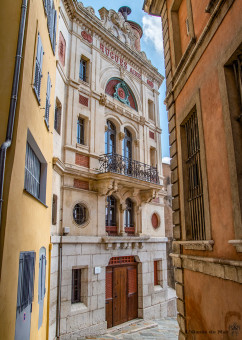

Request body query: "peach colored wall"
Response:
[190, 0, 210, 40]
[178, 0, 189, 55]
[184, 270, 242, 339]
[175, 0, 242, 261]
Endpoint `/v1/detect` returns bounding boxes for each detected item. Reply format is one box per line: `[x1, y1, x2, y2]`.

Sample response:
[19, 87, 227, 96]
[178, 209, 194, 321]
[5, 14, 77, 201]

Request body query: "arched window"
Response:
[106, 196, 117, 236]
[124, 198, 134, 235]
[105, 78, 138, 111]
[123, 128, 132, 159]
[105, 120, 116, 154]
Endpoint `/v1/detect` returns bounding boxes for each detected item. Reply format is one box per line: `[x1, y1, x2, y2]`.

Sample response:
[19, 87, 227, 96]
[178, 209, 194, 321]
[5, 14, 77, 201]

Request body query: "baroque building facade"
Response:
[144, 0, 242, 339]
[0, 1, 58, 340]
[49, 1, 176, 339]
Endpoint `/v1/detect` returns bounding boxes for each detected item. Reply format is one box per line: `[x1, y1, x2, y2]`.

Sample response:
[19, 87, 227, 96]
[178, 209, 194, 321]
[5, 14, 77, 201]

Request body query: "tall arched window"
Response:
[106, 195, 117, 236]
[124, 198, 134, 235]
[123, 128, 132, 159]
[105, 121, 116, 155]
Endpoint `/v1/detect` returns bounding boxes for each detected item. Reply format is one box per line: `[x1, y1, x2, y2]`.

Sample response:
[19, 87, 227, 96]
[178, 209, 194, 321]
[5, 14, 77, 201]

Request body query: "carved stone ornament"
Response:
[119, 132, 125, 140]
[81, 31, 93, 43]
[114, 81, 130, 106]
[99, 93, 107, 106]
[140, 116, 146, 125]
[134, 139, 140, 147]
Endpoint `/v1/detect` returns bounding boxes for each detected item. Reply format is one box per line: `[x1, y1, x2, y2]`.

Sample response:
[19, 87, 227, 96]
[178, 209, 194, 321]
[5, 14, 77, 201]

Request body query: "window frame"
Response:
[77, 117, 85, 145]
[45, 73, 51, 129]
[24, 130, 47, 205]
[177, 91, 211, 243]
[33, 33, 44, 103]
[79, 57, 88, 82]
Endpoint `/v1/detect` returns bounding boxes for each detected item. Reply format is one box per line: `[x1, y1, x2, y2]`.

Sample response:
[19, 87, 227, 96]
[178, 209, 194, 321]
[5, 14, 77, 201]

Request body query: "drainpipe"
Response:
[0, 0, 28, 232]
[56, 238, 62, 339]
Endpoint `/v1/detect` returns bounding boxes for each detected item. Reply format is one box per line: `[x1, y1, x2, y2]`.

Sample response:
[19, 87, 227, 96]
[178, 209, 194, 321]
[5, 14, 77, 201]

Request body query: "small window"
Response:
[54, 99, 62, 134]
[34, 33, 44, 102]
[52, 194, 57, 225]
[154, 260, 163, 287]
[72, 269, 82, 303]
[73, 203, 87, 225]
[124, 198, 134, 235]
[148, 100, 154, 120]
[45, 73, 51, 128]
[77, 117, 85, 144]
[24, 130, 47, 204]
[106, 196, 117, 236]
[79, 58, 88, 82]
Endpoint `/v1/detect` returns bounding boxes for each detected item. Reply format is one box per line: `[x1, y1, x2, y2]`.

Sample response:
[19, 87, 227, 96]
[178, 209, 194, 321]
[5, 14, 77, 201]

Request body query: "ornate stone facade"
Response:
[49, 1, 176, 339]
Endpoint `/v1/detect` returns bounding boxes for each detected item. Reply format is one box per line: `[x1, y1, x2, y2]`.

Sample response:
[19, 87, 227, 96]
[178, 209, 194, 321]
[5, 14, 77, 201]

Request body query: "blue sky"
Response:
[78, 1, 170, 160]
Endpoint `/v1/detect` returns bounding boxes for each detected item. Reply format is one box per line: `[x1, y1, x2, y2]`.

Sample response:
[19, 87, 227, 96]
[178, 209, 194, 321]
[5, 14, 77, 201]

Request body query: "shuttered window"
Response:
[34, 34, 44, 102]
[38, 249, 46, 302]
[16, 252, 36, 313]
[45, 73, 51, 127]
[47, 0, 57, 54]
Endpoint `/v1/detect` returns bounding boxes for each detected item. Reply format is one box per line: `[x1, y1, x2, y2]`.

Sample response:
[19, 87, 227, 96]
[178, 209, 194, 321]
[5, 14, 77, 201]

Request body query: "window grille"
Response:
[108, 256, 135, 265]
[124, 198, 134, 235]
[34, 34, 44, 101]
[45, 74, 51, 127]
[79, 59, 87, 81]
[184, 110, 205, 240]
[73, 203, 87, 225]
[232, 54, 242, 121]
[24, 143, 41, 198]
[106, 196, 117, 236]
[16, 252, 36, 313]
[72, 269, 81, 303]
[154, 261, 158, 285]
[77, 118, 85, 144]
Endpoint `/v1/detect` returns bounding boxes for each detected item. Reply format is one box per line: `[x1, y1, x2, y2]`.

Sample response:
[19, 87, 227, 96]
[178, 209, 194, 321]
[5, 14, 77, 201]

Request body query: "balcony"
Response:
[99, 153, 160, 184]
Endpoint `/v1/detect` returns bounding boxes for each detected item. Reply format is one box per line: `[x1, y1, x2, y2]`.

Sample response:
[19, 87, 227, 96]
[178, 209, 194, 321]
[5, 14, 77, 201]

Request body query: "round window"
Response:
[73, 203, 87, 225]
[151, 213, 160, 229]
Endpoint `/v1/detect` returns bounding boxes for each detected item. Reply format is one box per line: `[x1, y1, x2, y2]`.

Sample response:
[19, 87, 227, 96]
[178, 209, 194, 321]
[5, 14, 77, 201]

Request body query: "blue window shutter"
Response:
[34, 34, 44, 101]
[53, 10, 57, 54]
[45, 74, 51, 126]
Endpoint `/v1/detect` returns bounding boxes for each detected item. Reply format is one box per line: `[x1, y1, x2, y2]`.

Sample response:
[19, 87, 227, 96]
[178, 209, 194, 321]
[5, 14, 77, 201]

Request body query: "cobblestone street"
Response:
[78, 318, 179, 340]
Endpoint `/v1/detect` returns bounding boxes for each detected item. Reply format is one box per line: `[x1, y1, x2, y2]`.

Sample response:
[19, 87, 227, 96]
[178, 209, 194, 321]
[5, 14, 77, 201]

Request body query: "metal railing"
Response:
[99, 153, 159, 184]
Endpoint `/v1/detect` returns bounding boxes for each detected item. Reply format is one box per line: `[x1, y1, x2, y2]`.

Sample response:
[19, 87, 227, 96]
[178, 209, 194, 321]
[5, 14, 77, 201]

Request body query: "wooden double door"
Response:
[106, 263, 138, 328]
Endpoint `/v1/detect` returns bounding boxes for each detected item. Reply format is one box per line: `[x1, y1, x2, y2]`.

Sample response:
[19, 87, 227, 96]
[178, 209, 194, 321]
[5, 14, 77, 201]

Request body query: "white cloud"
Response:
[162, 157, 171, 164]
[142, 15, 163, 54]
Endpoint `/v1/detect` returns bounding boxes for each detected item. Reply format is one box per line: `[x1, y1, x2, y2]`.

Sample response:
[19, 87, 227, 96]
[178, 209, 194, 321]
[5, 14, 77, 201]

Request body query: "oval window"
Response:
[151, 213, 160, 229]
[73, 203, 87, 225]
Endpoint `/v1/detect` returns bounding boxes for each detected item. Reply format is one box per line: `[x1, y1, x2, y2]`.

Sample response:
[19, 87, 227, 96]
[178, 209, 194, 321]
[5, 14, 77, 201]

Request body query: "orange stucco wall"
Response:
[190, 0, 210, 40]
[175, 0, 242, 261]
[184, 270, 242, 339]
[178, 0, 189, 55]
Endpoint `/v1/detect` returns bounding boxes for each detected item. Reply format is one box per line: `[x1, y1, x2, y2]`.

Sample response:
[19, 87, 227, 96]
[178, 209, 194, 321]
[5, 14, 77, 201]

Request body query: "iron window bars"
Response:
[71, 269, 81, 303]
[184, 110, 206, 240]
[99, 153, 159, 184]
[73, 203, 86, 225]
[79, 59, 87, 82]
[24, 143, 41, 199]
[232, 54, 242, 122]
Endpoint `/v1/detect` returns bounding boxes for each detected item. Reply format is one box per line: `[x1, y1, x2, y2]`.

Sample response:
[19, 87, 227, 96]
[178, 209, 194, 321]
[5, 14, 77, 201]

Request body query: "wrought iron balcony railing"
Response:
[99, 153, 160, 184]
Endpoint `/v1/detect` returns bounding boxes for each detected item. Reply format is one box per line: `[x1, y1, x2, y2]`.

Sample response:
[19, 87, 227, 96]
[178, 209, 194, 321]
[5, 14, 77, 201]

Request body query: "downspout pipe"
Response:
[0, 0, 28, 231]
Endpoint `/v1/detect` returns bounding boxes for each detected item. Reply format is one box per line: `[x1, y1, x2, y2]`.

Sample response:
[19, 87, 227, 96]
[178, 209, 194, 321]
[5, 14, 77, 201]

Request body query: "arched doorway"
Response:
[105, 256, 138, 328]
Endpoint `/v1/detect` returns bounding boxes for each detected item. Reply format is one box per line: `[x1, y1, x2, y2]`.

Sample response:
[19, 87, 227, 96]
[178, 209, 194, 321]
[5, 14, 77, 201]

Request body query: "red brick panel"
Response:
[128, 267, 137, 294]
[75, 153, 89, 168]
[58, 31, 66, 67]
[149, 130, 155, 139]
[73, 179, 89, 190]
[79, 94, 88, 107]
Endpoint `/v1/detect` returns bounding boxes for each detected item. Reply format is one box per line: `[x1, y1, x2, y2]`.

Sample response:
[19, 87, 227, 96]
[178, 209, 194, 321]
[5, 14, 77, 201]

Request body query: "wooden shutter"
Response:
[105, 269, 112, 300]
[34, 34, 44, 99]
[52, 10, 57, 53]
[154, 261, 158, 285]
[128, 267, 137, 294]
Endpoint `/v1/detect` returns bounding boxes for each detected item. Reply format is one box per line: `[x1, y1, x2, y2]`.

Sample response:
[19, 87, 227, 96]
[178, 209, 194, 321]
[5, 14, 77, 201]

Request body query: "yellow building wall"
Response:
[0, 0, 58, 339]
